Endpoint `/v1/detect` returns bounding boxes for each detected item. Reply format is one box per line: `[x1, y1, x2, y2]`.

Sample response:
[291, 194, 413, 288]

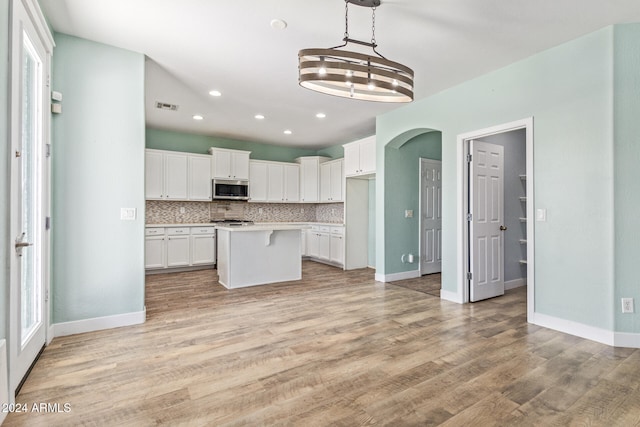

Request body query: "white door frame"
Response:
[8, 0, 54, 397]
[419, 158, 442, 275]
[456, 118, 534, 320]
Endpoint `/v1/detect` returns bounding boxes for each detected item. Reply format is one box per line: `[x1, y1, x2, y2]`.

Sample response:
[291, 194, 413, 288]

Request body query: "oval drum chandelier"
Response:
[298, 0, 414, 103]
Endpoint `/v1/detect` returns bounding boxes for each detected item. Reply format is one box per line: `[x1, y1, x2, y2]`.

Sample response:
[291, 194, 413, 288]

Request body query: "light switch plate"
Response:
[536, 208, 547, 222]
[405, 210, 413, 218]
[120, 208, 136, 220]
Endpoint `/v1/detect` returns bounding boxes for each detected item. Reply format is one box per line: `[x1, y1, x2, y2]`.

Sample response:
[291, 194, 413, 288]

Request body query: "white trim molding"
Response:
[614, 332, 640, 348]
[375, 269, 421, 283]
[440, 289, 463, 303]
[531, 312, 615, 347]
[53, 308, 146, 338]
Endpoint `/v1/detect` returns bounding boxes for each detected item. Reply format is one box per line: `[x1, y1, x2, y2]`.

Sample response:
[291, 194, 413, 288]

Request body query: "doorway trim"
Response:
[456, 118, 534, 320]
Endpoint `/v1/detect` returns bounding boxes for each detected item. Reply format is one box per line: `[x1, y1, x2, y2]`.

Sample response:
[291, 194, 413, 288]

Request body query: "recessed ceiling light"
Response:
[193, 115, 204, 120]
[270, 19, 287, 30]
[255, 114, 265, 120]
[209, 90, 222, 97]
[284, 130, 292, 135]
[316, 113, 326, 119]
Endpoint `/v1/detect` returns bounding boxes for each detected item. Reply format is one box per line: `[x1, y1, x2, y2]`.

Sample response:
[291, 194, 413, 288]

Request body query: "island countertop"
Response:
[215, 224, 311, 232]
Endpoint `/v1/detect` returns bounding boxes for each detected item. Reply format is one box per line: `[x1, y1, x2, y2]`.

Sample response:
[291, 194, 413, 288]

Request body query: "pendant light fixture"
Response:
[298, 0, 414, 103]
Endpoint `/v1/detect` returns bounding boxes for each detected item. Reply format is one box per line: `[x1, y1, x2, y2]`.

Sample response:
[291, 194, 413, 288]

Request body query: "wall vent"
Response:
[155, 102, 179, 111]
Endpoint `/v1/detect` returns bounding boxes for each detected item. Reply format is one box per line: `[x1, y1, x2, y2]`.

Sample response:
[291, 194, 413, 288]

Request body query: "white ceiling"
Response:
[40, 0, 640, 150]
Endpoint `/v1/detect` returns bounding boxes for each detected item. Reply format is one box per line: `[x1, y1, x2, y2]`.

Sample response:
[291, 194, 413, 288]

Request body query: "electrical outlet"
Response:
[258, 208, 263, 215]
[405, 210, 413, 218]
[179, 206, 186, 214]
[622, 298, 634, 313]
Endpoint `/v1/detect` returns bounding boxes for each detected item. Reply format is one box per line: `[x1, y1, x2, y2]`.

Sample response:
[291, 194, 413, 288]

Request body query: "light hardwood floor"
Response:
[5, 262, 640, 426]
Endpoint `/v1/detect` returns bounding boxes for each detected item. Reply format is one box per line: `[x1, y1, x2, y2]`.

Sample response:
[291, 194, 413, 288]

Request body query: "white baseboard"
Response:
[505, 278, 527, 290]
[614, 332, 640, 348]
[374, 269, 421, 283]
[440, 289, 463, 304]
[53, 307, 146, 338]
[531, 312, 615, 346]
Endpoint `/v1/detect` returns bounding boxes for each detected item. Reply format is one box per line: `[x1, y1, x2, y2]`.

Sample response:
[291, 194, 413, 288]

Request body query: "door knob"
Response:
[500, 225, 507, 231]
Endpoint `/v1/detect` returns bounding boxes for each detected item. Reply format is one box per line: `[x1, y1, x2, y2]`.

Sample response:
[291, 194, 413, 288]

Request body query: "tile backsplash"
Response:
[146, 200, 344, 224]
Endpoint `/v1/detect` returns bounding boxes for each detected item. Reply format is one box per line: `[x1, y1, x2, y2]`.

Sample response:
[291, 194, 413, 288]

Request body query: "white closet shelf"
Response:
[519, 260, 528, 265]
[519, 239, 527, 244]
[519, 174, 526, 181]
[519, 197, 527, 202]
[519, 217, 527, 222]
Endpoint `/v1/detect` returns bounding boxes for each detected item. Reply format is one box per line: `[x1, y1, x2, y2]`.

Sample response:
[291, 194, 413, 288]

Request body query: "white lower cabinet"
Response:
[145, 226, 216, 271]
[191, 227, 216, 265]
[305, 224, 344, 267]
[166, 228, 190, 267]
[145, 232, 165, 269]
[301, 229, 307, 257]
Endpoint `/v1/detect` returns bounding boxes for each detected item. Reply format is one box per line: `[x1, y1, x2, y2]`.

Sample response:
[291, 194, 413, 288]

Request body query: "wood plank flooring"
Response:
[5, 261, 640, 426]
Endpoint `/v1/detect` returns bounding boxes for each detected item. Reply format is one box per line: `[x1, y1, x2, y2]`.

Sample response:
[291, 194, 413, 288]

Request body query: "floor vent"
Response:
[155, 101, 179, 111]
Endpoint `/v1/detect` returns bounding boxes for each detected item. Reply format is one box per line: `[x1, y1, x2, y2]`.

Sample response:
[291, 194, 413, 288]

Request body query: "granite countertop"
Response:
[216, 224, 312, 232]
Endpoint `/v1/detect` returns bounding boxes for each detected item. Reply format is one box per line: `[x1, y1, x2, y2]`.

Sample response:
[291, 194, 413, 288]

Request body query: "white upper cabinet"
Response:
[188, 154, 212, 201]
[209, 148, 251, 180]
[250, 160, 300, 202]
[296, 156, 330, 203]
[145, 149, 188, 200]
[283, 164, 300, 202]
[249, 161, 268, 201]
[145, 149, 211, 201]
[343, 135, 376, 177]
[320, 158, 344, 202]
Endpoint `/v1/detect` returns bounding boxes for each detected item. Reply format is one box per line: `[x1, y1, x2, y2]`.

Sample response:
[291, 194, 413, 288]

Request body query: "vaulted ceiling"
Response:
[40, 0, 640, 149]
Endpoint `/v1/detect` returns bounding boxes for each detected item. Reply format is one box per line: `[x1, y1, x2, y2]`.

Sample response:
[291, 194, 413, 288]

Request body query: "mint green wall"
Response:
[613, 24, 640, 333]
[316, 143, 344, 159]
[368, 179, 376, 267]
[0, 0, 9, 341]
[51, 34, 145, 322]
[377, 27, 615, 330]
[384, 132, 442, 274]
[146, 128, 317, 162]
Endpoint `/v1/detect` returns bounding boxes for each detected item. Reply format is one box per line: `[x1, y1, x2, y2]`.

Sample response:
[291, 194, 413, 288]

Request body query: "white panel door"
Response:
[359, 137, 376, 174]
[469, 140, 505, 302]
[165, 153, 188, 200]
[330, 234, 344, 265]
[299, 158, 319, 202]
[320, 163, 331, 201]
[191, 234, 215, 265]
[212, 149, 232, 178]
[9, 0, 51, 394]
[318, 233, 331, 260]
[420, 159, 442, 274]
[307, 230, 320, 258]
[330, 160, 343, 201]
[343, 143, 360, 176]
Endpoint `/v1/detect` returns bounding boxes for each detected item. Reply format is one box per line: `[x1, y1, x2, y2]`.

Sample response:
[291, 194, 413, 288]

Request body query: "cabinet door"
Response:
[318, 233, 331, 260]
[283, 164, 300, 202]
[343, 143, 360, 176]
[231, 151, 250, 179]
[320, 163, 331, 202]
[307, 230, 320, 258]
[145, 236, 165, 269]
[249, 161, 268, 201]
[330, 234, 344, 265]
[300, 158, 319, 202]
[191, 234, 215, 265]
[165, 153, 188, 200]
[267, 163, 284, 202]
[145, 151, 164, 199]
[359, 138, 376, 175]
[166, 235, 190, 267]
[213, 149, 232, 178]
[330, 160, 343, 202]
[188, 155, 212, 201]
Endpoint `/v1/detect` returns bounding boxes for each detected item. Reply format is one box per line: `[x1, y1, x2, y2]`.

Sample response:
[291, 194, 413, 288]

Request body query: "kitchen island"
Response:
[216, 224, 309, 289]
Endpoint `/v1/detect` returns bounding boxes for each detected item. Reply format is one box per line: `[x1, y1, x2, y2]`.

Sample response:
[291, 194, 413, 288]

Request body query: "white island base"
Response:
[216, 225, 306, 289]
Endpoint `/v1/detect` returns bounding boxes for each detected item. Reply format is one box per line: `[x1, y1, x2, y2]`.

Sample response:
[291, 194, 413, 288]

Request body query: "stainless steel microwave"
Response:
[212, 179, 250, 200]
